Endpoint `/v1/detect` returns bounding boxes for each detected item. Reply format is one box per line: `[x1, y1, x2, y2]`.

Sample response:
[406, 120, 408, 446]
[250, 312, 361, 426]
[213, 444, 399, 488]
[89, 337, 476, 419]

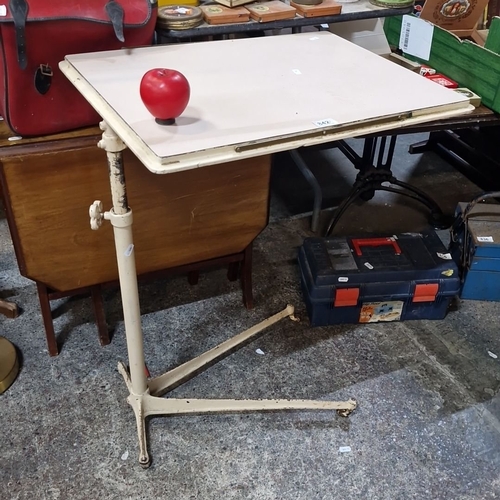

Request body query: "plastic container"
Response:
[298, 231, 460, 327]
[451, 202, 500, 301]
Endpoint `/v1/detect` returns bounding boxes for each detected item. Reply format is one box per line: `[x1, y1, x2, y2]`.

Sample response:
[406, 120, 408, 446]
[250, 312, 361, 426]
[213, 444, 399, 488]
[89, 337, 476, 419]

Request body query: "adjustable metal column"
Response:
[92, 121, 357, 468]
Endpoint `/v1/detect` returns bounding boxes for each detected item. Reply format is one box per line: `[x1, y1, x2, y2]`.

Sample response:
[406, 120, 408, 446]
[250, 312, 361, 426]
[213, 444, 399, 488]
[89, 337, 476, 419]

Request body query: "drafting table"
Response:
[60, 32, 472, 467]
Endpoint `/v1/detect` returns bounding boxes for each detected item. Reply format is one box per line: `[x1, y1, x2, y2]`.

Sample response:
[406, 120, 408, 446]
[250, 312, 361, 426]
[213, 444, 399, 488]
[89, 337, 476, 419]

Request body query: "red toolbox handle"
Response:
[351, 237, 402, 256]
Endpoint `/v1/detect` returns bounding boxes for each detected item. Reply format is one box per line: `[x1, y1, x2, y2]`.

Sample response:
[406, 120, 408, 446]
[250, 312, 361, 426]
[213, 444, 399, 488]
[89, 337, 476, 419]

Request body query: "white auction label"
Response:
[477, 236, 494, 242]
[0, 6, 6, 16]
[399, 15, 434, 61]
[313, 118, 338, 128]
[437, 252, 452, 260]
[124, 244, 134, 257]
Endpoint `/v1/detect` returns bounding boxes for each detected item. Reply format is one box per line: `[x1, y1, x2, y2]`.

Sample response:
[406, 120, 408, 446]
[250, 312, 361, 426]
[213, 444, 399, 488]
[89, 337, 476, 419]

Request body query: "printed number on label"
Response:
[313, 118, 338, 127]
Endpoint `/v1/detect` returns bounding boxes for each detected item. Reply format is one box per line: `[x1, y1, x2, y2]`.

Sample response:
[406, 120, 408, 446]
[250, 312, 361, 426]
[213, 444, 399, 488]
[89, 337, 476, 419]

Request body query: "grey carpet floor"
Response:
[1, 135, 500, 499]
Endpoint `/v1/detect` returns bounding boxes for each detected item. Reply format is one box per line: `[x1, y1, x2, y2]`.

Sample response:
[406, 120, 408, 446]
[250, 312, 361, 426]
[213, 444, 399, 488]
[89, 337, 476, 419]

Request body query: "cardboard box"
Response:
[329, 19, 392, 55]
[418, 0, 489, 38]
[384, 16, 500, 112]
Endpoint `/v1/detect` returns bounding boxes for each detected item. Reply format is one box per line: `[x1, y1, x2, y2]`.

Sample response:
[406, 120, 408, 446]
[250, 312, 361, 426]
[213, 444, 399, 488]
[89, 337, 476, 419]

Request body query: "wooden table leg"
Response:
[36, 282, 59, 357]
[0, 298, 18, 319]
[91, 285, 110, 347]
[188, 271, 199, 285]
[227, 261, 240, 282]
[241, 243, 253, 310]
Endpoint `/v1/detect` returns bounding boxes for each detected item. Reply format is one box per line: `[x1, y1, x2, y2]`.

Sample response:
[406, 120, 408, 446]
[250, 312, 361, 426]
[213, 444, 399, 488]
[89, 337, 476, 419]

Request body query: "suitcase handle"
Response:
[351, 237, 401, 256]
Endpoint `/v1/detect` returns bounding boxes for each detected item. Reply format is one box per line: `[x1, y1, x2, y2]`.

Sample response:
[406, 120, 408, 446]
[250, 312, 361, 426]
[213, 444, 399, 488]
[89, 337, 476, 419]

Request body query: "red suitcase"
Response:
[0, 0, 157, 136]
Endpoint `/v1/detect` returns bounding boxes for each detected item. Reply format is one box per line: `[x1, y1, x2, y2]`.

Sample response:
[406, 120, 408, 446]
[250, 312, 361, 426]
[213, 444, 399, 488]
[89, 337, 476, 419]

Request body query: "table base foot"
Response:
[149, 304, 295, 397]
[118, 305, 357, 468]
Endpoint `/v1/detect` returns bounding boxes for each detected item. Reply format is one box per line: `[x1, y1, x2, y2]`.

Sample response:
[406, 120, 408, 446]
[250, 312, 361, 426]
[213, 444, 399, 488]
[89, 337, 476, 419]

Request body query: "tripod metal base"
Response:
[118, 305, 357, 468]
[97, 122, 357, 468]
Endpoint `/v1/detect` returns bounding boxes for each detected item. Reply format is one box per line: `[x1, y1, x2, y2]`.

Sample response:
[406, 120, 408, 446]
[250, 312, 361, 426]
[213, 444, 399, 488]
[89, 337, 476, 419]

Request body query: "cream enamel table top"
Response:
[60, 32, 471, 174]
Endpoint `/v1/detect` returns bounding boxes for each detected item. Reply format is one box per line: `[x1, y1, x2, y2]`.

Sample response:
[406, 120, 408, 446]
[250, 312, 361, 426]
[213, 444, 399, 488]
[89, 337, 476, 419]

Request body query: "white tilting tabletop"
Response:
[60, 31, 471, 173]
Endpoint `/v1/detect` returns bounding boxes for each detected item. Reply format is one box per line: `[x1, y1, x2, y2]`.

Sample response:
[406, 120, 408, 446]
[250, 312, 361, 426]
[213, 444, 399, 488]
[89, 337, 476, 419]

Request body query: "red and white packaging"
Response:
[425, 73, 459, 88]
[419, 65, 437, 76]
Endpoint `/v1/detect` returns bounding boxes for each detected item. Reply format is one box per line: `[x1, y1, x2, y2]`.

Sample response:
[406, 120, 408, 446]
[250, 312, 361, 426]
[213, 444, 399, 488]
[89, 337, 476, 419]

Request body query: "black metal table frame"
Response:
[290, 107, 500, 234]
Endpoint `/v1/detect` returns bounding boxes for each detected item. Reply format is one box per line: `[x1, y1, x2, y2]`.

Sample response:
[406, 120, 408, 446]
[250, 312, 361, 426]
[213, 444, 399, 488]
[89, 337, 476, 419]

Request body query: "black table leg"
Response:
[289, 149, 323, 232]
[325, 135, 452, 236]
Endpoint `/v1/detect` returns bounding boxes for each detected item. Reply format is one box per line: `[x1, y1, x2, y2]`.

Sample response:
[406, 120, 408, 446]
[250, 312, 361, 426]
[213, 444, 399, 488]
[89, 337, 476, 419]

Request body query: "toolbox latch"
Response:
[334, 288, 359, 307]
[413, 283, 439, 302]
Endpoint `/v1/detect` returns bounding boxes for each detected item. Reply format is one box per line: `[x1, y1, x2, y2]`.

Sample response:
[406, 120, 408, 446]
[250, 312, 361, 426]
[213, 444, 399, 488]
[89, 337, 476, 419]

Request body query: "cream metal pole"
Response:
[96, 121, 147, 396]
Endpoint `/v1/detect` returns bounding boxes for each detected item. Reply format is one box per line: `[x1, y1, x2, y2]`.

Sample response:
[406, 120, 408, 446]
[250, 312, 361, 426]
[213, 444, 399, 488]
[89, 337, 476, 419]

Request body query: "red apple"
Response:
[139, 68, 190, 125]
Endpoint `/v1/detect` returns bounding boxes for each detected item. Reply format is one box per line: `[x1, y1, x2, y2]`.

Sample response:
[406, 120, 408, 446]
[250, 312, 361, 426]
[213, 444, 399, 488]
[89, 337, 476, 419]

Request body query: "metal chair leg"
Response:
[289, 150, 323, 232]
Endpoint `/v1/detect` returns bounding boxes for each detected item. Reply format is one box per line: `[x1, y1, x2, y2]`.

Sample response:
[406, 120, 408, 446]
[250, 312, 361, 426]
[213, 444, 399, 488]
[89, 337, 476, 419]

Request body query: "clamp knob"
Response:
[89, 200, 104, 230]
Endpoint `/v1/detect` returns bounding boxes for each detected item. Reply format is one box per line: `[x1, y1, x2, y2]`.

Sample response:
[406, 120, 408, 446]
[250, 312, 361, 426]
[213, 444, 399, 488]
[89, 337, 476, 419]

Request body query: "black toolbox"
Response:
[298, 231, 460, 326]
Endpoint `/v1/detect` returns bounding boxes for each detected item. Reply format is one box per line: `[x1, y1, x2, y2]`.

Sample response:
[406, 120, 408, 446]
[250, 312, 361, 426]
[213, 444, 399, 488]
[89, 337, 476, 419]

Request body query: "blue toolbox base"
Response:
[451, 203, 500, 301]
[299, 231, 460, 327]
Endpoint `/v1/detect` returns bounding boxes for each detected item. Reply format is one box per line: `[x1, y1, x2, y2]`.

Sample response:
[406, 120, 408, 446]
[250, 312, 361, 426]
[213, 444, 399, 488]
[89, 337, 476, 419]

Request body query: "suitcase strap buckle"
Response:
[34, 64, 52, 95]
[39, 64, 53, 77]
